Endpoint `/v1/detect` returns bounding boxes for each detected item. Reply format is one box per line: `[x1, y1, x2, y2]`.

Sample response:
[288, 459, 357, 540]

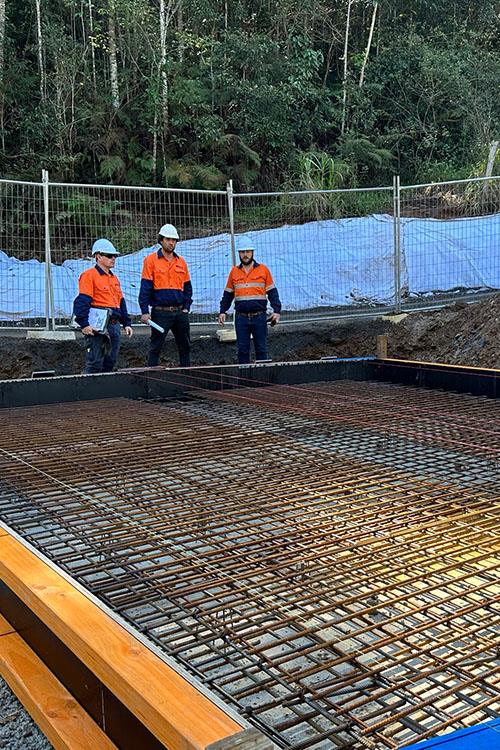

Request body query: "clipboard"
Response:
[88, 308, 110, 332]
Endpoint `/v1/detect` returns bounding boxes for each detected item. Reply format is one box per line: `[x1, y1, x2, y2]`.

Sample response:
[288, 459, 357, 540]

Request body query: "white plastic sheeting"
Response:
[1, 213, 499, 321]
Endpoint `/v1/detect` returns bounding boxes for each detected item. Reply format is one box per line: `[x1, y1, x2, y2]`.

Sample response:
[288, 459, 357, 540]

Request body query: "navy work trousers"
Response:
[84, 321, 121, 374]
[235, 311, 268, 364]
[148, 309, 191, 367]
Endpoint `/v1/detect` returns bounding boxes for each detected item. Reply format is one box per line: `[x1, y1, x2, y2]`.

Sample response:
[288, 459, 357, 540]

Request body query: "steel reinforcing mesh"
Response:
[0, 378, 498, 749]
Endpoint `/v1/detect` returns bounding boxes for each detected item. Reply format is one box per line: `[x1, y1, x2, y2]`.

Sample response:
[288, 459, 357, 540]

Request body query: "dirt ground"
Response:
[0, 294, 499, 380]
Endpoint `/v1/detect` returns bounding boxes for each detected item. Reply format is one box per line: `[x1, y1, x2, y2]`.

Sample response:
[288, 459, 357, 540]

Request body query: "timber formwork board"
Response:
[0, 361, 499, 749]
[0, 530, 254, 750]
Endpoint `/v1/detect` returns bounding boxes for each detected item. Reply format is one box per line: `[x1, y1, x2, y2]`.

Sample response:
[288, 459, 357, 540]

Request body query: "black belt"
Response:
[236, 310, 265, 318]
[154, 305, 182, 312]
[108, 316, 120, 324]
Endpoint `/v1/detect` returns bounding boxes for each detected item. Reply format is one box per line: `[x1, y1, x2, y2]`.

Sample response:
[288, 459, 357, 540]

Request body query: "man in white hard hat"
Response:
[73, 238, 133, 374]
[139, 224, 192, 367]
[218, 235, 281, 364]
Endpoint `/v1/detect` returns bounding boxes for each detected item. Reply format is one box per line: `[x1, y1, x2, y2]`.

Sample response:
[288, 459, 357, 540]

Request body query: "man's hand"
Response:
[269, 312, 280, 326]
[141, 313, 151, 324]
[124, 326, 133, 337]
[81, 325, 95, 336]
[218, 313, 226, 325]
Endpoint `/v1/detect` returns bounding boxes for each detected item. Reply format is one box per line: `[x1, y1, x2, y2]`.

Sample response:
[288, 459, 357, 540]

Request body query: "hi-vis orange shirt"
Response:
[139, 249, 193, 313]
[73, 265, 131, 328]
[220, 261, 281, 315]
[78, 266, 123, 308]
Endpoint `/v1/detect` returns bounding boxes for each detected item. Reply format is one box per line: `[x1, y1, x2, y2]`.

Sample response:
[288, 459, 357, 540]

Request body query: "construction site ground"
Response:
[0, 293, 499, 379]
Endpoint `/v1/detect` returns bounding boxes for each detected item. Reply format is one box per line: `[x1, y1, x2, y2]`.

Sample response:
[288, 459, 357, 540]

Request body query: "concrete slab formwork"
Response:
[0, 359, 498, 749]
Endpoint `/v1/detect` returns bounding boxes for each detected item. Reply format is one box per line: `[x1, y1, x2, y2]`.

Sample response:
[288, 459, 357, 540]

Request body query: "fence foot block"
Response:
[382, 313, 408, 324]
[216, 329, 237, 342]
[27, 331, 76, 341]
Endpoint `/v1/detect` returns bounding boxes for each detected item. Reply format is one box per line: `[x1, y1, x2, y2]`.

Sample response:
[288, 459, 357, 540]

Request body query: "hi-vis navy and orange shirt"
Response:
[73, 265, 131, 328]
[220, 261, 281, 315]
[138, 249, 192, 313]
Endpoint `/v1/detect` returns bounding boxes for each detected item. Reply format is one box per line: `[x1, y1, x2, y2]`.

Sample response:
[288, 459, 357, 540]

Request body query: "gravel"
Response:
[0, 678, 52, 749]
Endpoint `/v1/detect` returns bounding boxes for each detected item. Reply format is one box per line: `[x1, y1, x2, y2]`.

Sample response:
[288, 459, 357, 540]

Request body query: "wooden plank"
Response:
[207, 728, 278, 750]
[0, 629, 117, 750]
[0, 611, 15, 636]
[0, 532, 244, 750]
[382, 358, 500, 373]
[376, 335, 388, 359]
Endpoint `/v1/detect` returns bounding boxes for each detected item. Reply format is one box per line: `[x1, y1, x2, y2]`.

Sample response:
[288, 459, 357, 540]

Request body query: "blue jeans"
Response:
[84, 322, 121, 374]
[235, 312, 268, 364]
[148, 309, 191, 367]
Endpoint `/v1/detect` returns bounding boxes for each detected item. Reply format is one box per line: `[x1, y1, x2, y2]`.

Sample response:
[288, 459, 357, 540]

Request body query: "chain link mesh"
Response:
[46, 183, 229, 324]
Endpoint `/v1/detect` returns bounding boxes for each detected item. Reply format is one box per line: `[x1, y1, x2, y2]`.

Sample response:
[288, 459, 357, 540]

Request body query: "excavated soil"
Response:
[0, 295, 499, 380]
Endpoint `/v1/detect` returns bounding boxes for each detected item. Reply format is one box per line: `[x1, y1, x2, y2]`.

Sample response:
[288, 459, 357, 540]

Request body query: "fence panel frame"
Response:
[231, 182, 397, 323]
[0, 173, 499, 329]
[398, 174, 500, 312]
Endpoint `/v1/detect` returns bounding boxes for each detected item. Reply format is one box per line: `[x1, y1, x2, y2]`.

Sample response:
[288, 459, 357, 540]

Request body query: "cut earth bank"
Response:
[0, 294, 499, 380]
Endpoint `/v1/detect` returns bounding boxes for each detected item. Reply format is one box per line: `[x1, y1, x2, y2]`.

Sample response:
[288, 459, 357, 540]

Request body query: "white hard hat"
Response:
[237, 234, 255, 252]
[92, 238, 119, 255]
[158, 223, 179, 240]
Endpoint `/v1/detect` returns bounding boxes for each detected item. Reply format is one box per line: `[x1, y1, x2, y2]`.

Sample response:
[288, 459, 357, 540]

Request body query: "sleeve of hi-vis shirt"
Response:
[182, 261, 193, 311]
[138, 255, 154, 314]
[219, 269, 235, 313]
[73, 271, 93, 328]
[265, 267, 281, 313]
[119, 296, 132, 328]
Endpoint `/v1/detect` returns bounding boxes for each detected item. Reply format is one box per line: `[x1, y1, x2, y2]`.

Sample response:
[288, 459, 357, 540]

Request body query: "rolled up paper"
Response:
[147, 319, 165, 333]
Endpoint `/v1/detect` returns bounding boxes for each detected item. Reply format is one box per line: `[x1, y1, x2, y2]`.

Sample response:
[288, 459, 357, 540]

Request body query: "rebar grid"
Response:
[0, 380, 498, 750]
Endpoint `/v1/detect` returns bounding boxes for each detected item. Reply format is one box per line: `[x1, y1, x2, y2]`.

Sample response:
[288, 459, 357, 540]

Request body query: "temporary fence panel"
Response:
[399, 175, 500, 309]
[231, 186, 396, 321]
[0, 179, 47, 328]
[45, 182, 230, 325]
[1, 174, 500, 329]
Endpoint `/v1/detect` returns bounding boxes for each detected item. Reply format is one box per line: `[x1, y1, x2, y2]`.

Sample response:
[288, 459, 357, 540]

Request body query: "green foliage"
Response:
[53, 194, 137, 252]
[295, 151, 352, 191]
[99, 156, 126, 182]
[0, 0, 498, 190]
[106, 226, 145, 254]
[337, 136, 394, 180]
[284, 151, 350, 220]
[164, 159, 226, 190]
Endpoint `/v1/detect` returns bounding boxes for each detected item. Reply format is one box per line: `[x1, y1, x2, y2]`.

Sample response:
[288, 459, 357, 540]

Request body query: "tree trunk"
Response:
[159, 0, 169, 132]
[108, 0, 120, 109]
[35, 0, 46, 102]
[0, 0, 5, 150]
[177, 0, 184, 63]
[152, 108, 158, 179]
[340, 0, 354, 135]
[88, 0, 97, 93]
[359, 2, 378, 87]
[483, 140, 499, 197]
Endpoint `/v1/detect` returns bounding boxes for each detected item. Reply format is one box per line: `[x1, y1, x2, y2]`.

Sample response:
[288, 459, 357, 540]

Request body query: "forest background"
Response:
[0, 0, 499, 192]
